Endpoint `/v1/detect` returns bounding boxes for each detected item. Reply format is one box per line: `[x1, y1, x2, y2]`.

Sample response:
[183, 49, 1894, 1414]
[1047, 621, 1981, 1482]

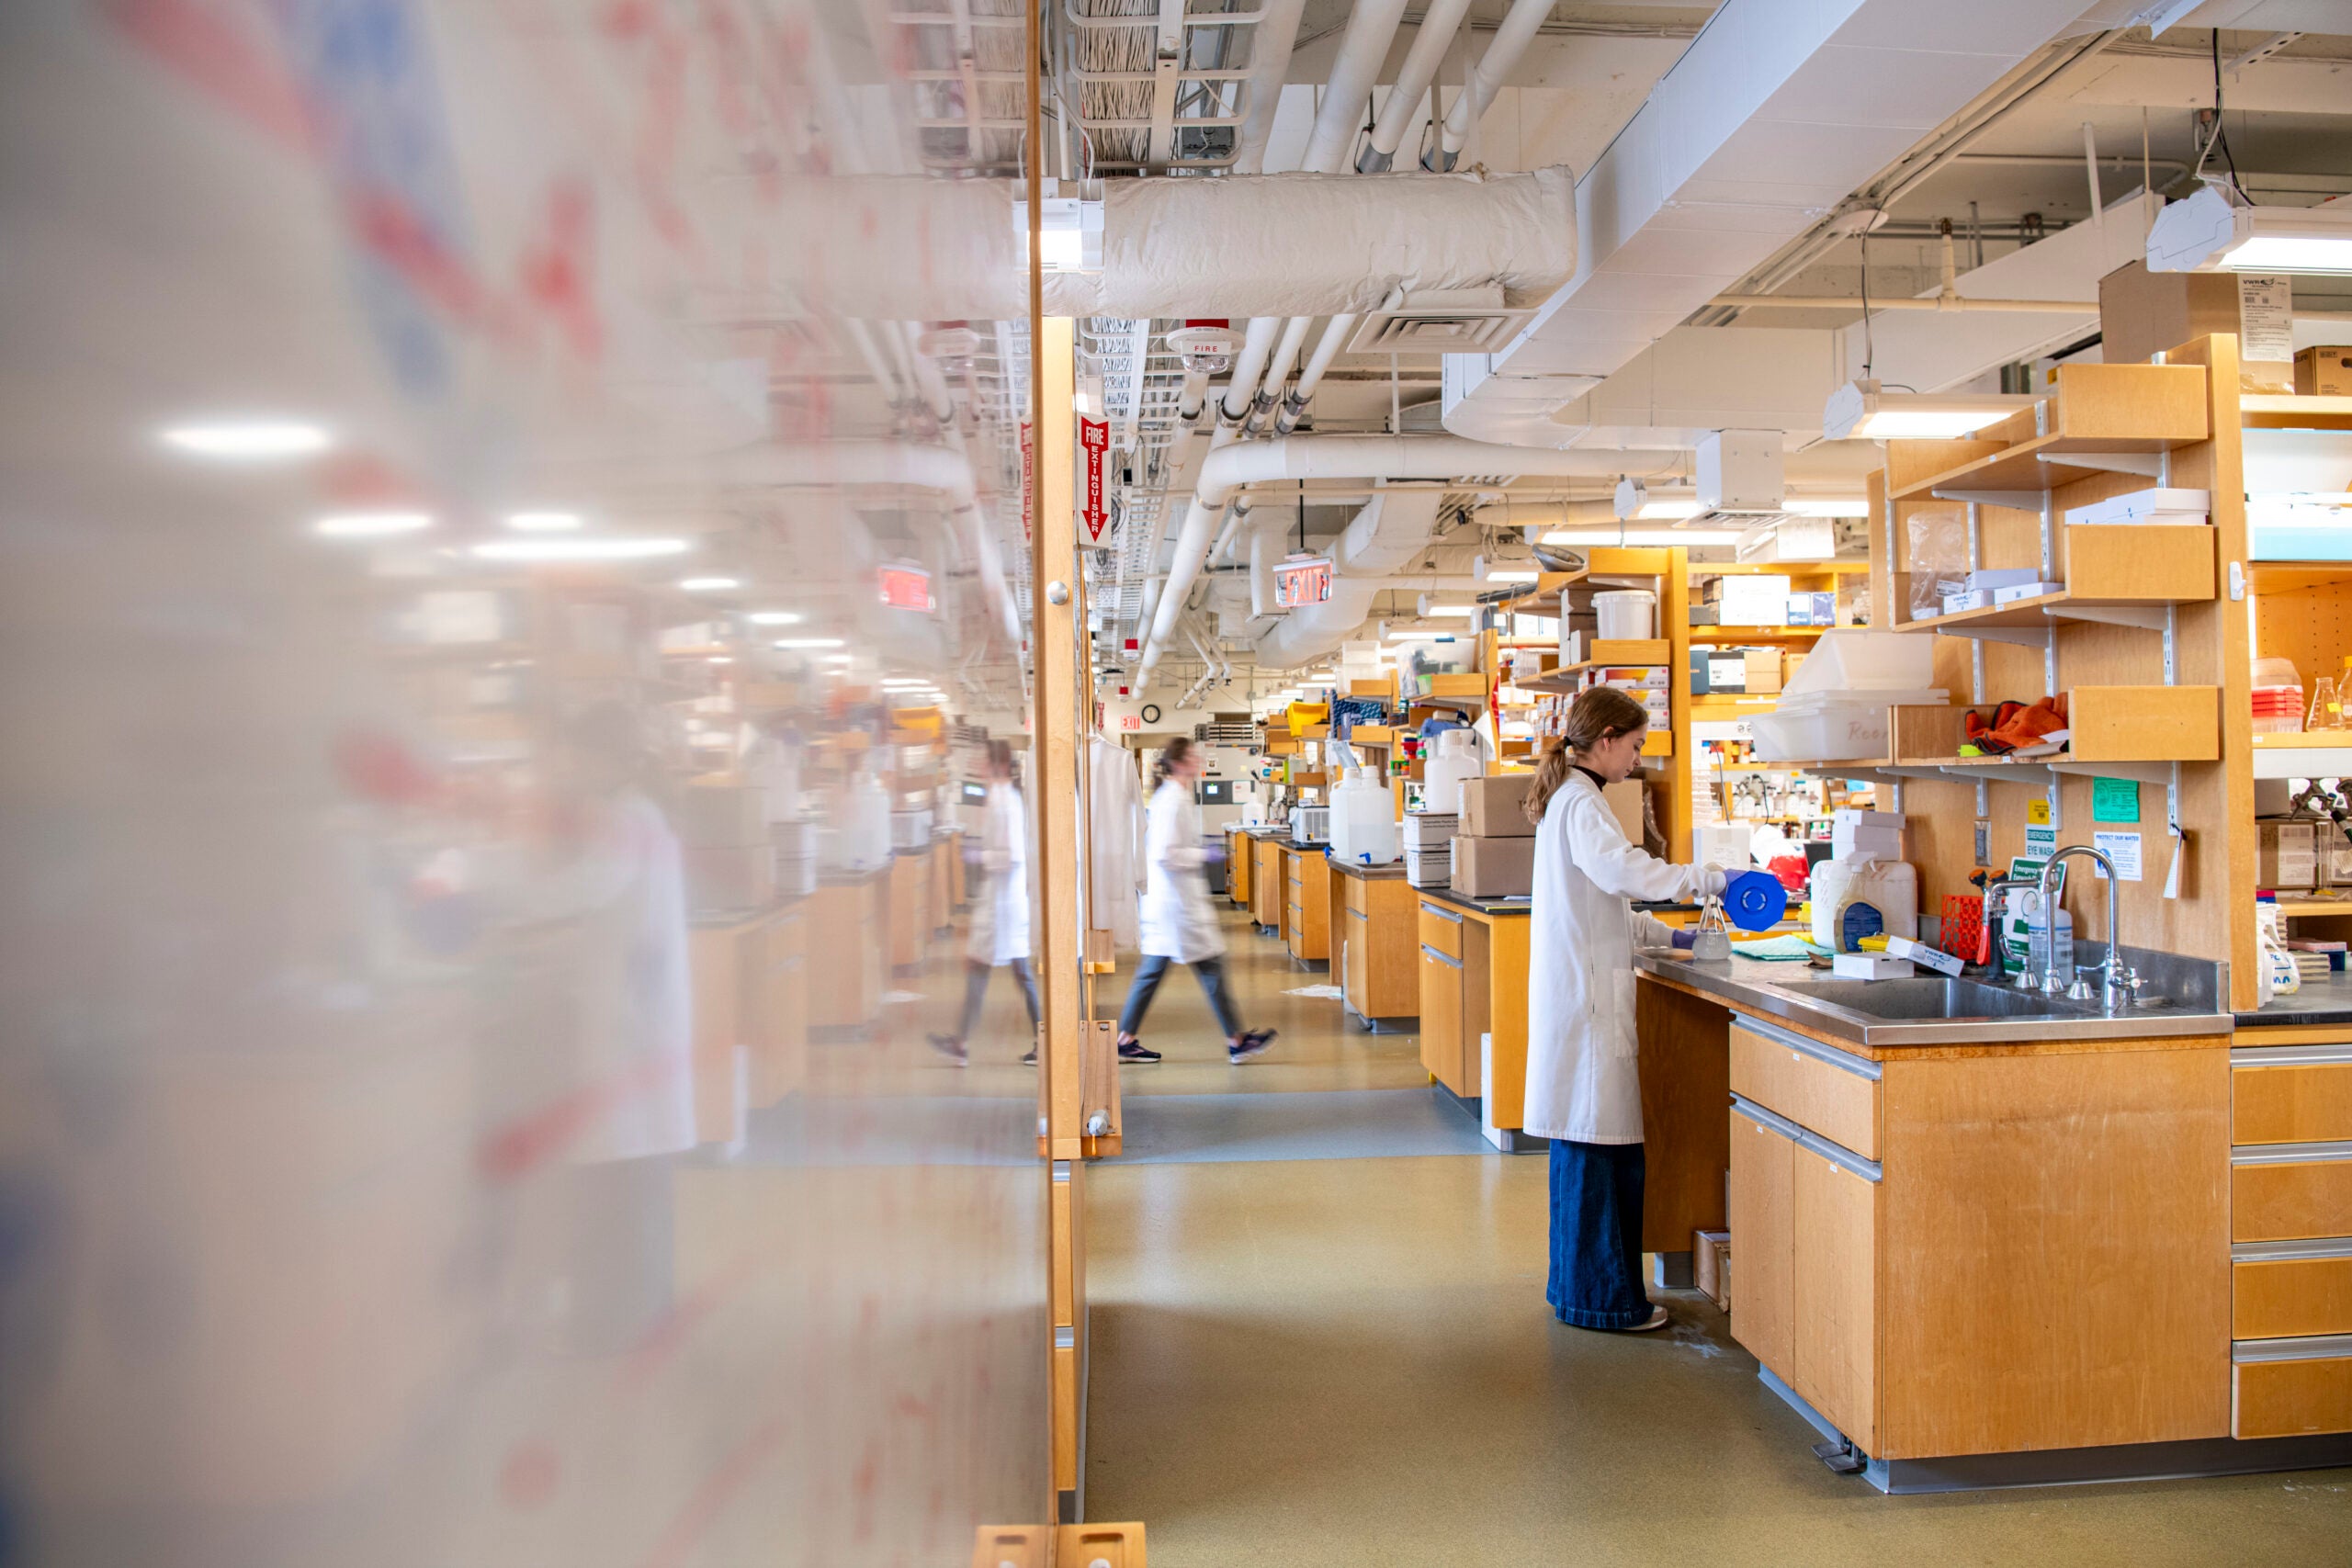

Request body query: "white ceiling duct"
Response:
[753, 169, 1575, 320]
[1442, 0, 2091, 446]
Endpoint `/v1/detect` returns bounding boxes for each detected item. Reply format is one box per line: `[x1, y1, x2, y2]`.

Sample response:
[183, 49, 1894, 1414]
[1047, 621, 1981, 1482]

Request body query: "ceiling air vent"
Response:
[1346, 288, 1532, 355]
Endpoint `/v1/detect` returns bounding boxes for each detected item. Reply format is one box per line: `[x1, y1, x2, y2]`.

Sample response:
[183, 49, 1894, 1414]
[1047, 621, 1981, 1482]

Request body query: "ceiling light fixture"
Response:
[1780, 498, 1871, 518]
[1822, 378, 2036, 442]
[745, 611, 804, 626]
[680, 576, 741, 592]
[774, 637, 846, 649]
[505, 511, 582, 532]
[1422, 604, 1476, 617]
[313, 511, 434, 538]
[2147, 184, 2352, 275]
[161, 420, 333, 460]
[1541, 527, 1749, 547]
[470, 536, 690, 561]
[1484, 568, 1542, 583]
[821, 653, 854, 665]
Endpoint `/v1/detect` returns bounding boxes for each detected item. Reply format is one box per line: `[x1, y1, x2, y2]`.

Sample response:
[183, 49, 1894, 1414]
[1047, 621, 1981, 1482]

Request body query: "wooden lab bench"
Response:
[1329, 857, 1419, 1027]
[1415, 887, 1535, 1151]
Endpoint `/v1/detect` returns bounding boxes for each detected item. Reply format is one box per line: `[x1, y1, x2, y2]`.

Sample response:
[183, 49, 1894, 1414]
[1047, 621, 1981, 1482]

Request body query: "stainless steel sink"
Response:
[1771, 977, 2094, 1022]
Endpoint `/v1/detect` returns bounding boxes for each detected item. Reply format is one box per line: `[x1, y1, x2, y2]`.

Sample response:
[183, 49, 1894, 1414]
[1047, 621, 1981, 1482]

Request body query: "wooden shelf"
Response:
[2277, 899, 2352, 919]
[2242, 395, 2352, 432]
[1892, 524, 2216, 636]
[1505, 547, 1672, 613]
[2248, 560, 2352, 595]
[1885, 363, 2209, 503]
[1692, 560, 1871, 578]
[2252, 731, 2352, 779]
[1690, 626, 1827, 642]
[1513, 640, 1672, 693]
[2252, 730, 2352, 749]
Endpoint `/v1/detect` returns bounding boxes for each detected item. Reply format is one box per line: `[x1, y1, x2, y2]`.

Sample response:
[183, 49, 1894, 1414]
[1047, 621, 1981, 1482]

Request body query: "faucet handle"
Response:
[2108, 963, 2143, 1010]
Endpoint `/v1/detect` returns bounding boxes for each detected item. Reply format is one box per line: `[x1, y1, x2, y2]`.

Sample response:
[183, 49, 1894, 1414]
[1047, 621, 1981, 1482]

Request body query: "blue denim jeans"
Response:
[1116, 953, 1242, 1041]
[1547, 1138, 1649, 1329]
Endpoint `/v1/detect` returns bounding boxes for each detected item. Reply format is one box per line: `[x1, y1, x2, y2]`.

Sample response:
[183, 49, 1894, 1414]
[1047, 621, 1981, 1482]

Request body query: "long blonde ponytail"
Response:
[1521, 686, 1651, 825]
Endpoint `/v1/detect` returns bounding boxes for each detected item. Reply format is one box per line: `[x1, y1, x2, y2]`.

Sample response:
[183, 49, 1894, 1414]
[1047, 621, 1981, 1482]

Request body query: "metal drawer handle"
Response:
[1421, 943, 1463, 970]
[1348, 907, 1369, 920]
[1734, 1012, 1883, 1082]
[1423, 905, 1464, 924]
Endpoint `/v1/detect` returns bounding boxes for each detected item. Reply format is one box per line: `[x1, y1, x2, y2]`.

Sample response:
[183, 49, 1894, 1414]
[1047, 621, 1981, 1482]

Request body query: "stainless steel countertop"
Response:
[1633, 951, 2234, 1047]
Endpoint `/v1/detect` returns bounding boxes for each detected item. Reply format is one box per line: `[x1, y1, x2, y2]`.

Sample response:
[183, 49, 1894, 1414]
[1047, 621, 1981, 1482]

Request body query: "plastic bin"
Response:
[1778, 630, 1934, 700]
[1592, 589, 1657, 640]
[1750, 705, 1892, 762]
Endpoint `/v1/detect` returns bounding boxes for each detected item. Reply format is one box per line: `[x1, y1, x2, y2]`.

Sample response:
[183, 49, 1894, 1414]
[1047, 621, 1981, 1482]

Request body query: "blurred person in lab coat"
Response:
[1522, 688, 1726, 1333]
[1114, 738, 1276, 1066]
[930, 740, 1041, 1065]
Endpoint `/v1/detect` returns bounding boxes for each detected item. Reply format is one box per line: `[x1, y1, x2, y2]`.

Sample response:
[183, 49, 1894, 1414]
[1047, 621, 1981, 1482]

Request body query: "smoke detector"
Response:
[1166, 321, 1236, 374]
[1346, 288, 1533, 354]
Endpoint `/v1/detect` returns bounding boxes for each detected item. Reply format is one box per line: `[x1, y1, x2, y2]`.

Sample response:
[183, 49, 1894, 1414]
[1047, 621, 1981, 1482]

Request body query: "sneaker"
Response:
[1116, 1038, 1162, 1064]
[1227, 1028, 1277, 1063]
[927, 1034, 969, 1067]
[1020, 1047, 1038, 1066]
[1623, 1305, 1670, 1333]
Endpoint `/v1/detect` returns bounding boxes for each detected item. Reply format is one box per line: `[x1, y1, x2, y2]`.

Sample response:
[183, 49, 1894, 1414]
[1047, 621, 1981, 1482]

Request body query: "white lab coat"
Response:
[1523, 770, 1720, 1145]
[965, 782, 1032, 966]
[1138, 778, 1223, 964]
[1086, 735, 1145, 949]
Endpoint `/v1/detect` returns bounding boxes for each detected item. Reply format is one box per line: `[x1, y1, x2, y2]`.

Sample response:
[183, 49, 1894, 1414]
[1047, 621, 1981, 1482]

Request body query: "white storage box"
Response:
[1832, 953, 1915, 980]
[2064, 488, 2212, 527]
[1993, 580, 2066, 605]
[1714, 575, 1791, 626]
[1750, 705, 1891, 762]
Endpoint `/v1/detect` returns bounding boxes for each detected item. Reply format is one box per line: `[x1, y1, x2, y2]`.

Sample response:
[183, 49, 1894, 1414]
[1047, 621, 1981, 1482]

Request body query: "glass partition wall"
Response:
[0, 3, 1052, 1561]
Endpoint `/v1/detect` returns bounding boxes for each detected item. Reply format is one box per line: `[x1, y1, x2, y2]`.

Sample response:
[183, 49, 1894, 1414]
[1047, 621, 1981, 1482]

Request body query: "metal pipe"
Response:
[1423, 0, 1552, 171]
[1357, 0, 1475, 173]
[1707, 293, 2097, 313]
[1299, 0, 1412, 175]
[1274, 313, 1360, 433]
[1231, 0, 1308, 175]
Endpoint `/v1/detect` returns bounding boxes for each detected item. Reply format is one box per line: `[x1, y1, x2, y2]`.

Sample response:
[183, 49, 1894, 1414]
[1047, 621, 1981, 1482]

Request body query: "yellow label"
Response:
[2027, 798, 2052, 826]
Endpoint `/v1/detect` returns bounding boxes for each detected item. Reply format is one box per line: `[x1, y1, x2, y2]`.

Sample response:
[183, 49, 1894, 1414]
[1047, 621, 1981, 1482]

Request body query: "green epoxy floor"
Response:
[1081, 910, 2352, 1565]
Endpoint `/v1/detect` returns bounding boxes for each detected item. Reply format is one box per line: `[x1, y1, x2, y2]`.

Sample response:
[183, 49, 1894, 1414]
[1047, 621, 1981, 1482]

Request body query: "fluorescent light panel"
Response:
[314, 511, 432, 538]
[680, 576, 741, 591]
[471, 536, 688, 560]
[161, 421, 332, 459]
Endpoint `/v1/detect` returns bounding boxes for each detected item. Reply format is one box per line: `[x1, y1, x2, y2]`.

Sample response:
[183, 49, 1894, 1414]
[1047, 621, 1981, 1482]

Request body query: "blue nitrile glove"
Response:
[1671, 928, 1697, 951]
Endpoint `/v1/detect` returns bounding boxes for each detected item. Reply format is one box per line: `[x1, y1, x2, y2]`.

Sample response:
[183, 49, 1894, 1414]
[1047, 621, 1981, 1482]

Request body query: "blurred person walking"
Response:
[931, 740, 1042, 1065]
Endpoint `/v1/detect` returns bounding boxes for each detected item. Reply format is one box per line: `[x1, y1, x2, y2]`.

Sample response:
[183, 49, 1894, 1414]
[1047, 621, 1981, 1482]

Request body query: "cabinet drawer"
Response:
[2234, 1045, 2352, 1145]
[1344, 878, 1370, 916]
[1730, 1018, 1881, 1161]
[2233, 1337, 2352, 1438]
[1419, 902, 1464, 959]
[2233, 1144, 2352, 1242]
[2234, 1240, 2352, 1340]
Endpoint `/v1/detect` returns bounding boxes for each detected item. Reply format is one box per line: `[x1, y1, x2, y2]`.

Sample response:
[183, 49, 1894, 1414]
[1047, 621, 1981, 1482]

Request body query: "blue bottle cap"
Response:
[1723, 870, 1788, 933]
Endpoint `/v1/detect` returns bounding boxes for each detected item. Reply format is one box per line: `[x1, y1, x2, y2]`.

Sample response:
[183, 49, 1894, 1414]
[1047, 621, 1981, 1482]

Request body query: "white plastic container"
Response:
[1778, 630, 1936, 699]
[1810, 854, 1919, 953]
[1750, 705, 1893, 762]
[825, 768, 893, 874]
[1329, 767, 1400, 865]
[1418, 729, 1483, 817]
[1592, 589, 1657, 640]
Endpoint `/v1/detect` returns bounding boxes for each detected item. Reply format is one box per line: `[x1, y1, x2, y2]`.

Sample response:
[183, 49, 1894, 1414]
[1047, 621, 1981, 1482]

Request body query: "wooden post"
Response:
[1665, 547, 1693, 861]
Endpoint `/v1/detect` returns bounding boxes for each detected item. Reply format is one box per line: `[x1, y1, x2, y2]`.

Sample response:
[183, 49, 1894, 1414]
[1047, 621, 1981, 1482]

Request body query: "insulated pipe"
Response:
[1424, 0, 1553, 172]
[1138, 435, 1648, 673]
[1232, 0, 1308, 175]
[1247, 318, 1314, 433]
[1357, 0, 1475, 173]
[1299, 0, 1412, 175]
[841, 319, 907, 405]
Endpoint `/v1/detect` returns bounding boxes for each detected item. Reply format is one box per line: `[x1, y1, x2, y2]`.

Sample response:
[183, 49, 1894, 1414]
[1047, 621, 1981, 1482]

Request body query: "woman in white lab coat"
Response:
[1114, 738, 1275, 1065]
[930, 741, 1041, 1065]
[1524, 687, 1726, 1333]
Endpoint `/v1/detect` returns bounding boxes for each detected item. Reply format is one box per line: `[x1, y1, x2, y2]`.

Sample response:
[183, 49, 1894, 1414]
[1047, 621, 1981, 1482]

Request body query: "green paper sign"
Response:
[2092, 777, 2141, 824]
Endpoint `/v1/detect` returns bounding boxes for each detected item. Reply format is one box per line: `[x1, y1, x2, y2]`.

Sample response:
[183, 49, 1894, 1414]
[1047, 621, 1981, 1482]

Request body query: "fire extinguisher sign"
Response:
[1079, 417, 1110, 545]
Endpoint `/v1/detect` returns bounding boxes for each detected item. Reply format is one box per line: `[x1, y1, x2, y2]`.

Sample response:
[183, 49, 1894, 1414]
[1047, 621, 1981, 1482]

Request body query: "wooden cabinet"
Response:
[753, 904, 808, 1107]
[1285, 850, 1329, 964]
[1337, 872, 1419, 1023]
[809, 872, 885, 1033]
[2233, 1044, 2352, 1145]
[2228, 1037, 2352, 1436]
[888, 849, 930, 972]
[1251, 840, 1283, 932]
[2233, 1343, 2352, 1438]
[1791, 1138, 1880, 1454]
[1227, 829, 1250, 907]
[1729, 1103, 1794, 1375]
[1419, 937, 1467, 1096]
[1723, 1015, 2232, 1461]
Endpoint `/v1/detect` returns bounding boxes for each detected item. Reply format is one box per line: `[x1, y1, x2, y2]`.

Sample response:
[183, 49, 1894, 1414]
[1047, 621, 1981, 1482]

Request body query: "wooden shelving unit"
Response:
[1502, 547, 1674, 615]
[1870, 337, 2262, 1007]
[2241, 394, 2352, 432]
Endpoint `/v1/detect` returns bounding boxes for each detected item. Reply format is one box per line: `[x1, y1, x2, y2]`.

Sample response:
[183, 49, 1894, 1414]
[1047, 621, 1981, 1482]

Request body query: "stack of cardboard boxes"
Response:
[1452, 776, 1537, 897]
[1403, 810, 1457, 888]
[679, 781, 777, 914]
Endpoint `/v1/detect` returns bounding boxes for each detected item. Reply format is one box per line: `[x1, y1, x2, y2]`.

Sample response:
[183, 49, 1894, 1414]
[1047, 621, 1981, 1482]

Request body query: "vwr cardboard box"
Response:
[2099, 261, 2292, 389]
[1451, 834, 1537, 897]
[1460, 774, 1537, 838]
[2258, 818, 2318, 891]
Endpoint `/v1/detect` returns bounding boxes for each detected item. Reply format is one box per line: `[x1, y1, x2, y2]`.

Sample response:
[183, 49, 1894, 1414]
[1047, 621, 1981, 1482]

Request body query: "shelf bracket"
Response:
[1932, 488, 2045, 511]
[1941, 762, 2053, 787]
[2049, 760, 2176, 789]
[2038, 451, 2164, 479]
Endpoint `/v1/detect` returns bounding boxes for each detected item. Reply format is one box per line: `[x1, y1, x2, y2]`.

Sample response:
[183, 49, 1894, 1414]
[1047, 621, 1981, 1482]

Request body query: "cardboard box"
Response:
[1450, 834, 1537, 897]
[1603, 780, 1646, 846]
[1743, 649, 1782, 694]
[1460, 774, 1538, 838]
[2258, 818, 2319, 891]
[2296, 345, 2352, 397]
[1705, 654, 1747, 694]
[2098, 261, 2292, 389]
[1712, 574, 1791, 626]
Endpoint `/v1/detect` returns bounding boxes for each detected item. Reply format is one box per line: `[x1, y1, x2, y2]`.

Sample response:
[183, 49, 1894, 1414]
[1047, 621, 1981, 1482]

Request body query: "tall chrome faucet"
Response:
[2034, 844, 2140, 1013]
